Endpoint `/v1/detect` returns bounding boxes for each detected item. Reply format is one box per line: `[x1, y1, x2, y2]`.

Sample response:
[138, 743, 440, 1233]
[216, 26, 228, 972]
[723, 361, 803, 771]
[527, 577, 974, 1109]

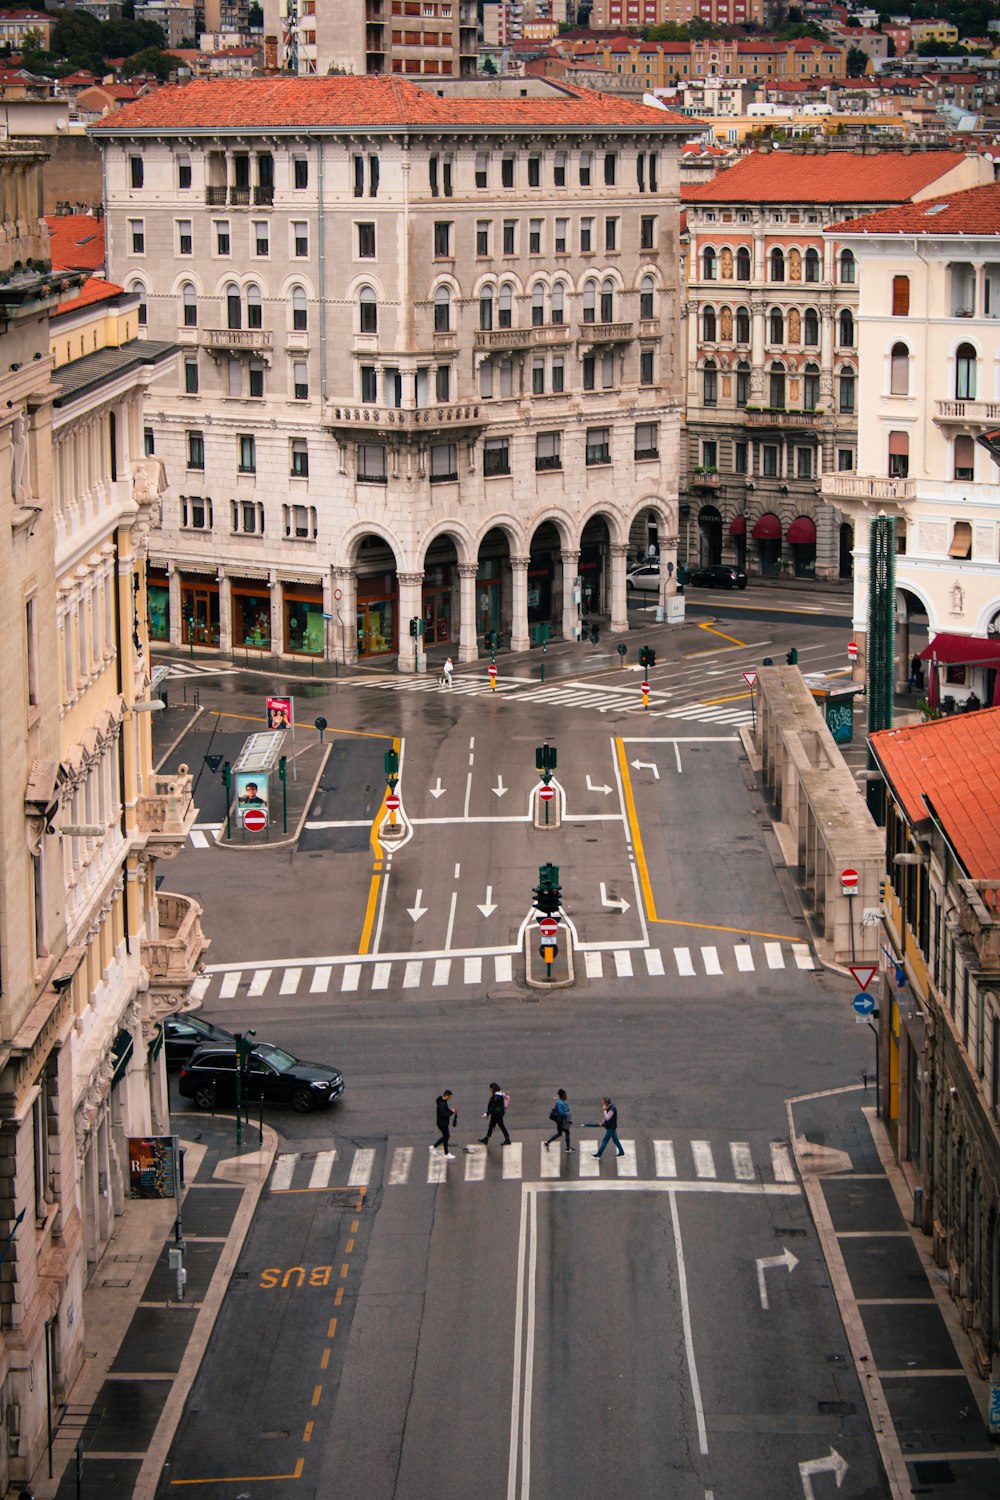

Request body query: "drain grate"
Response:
[817, 1400, 855, 1417]
[773, 1226, 808, 1237]
[913, 1460, 954, 1484]
[231, 1271, 250, 1281]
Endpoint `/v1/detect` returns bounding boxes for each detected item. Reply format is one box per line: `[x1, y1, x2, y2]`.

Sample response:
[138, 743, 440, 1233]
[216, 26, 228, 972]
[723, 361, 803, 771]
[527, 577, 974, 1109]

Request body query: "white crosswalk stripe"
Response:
[311, 966, 331, 994]
[348, 1148, 375, 1187]
[248, 969, 270, 997]
[617, 1140, 638, 1177]
[770, 1142, 796, 1183]
[793, 943, 816, 971]
[309, 1151, 336, 1190]
[280, 968, 302, 996]
[427, 1148, 449, 1183]
[388, 1146, 412, 1185]
[503, 1143, 523, 1179]
[691, 1140, 717, 1179]
[654, 1140, 677, 1178]
[190, 830, 210, 850]
[220, 971, 240, 999]
[730, 1142, 755, 1181]
[585, 952, 603, 979]
[702, 945, 722, 976]
[735, 945, 755, 972]
[644, 949, 664, 976]
[271, 1154, 297, 1191]
[465, 1144, 486, 1181]
[765, 942, 785, 970]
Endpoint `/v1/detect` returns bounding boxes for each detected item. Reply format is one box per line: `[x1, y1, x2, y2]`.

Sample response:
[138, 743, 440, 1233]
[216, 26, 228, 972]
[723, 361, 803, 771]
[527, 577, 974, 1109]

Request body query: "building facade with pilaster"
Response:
[93, 76, 690, 667]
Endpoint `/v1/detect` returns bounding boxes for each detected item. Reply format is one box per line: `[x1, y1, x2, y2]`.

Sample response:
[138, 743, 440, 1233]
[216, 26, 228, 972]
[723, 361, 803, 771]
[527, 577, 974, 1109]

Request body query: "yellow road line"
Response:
[334, 1286, 344, 1306]
[358, 734, 399, 954]
[211, 709, 393, 739]
[340, 1262, 349, 1279]
[696, 622, 747, 646]
[327, 1317, 338, 1338]
[703, 691, 751, 706]
[303, 1421, 314, 1443]
[320, 1348, 331, 1370]
[651, 915, 809, 942]
[171, 1458, 305, 1485]
[311, 1385, 322, 1408]
[614, 739, 657, 922]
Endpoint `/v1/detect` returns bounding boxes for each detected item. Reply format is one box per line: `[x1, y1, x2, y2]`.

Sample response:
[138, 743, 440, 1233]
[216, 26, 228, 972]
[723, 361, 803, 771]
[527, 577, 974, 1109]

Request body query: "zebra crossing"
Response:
[268, 1137, 799, 1192]
[191, 938, 815, 1004]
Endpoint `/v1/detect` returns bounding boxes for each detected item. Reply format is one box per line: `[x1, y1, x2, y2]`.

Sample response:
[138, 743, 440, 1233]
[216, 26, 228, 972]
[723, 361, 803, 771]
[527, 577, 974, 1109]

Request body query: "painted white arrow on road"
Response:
[477, 885, 498, 918]
[756, 1247, 799, 1309]
[492, 775, 508, 798]
[799, 1448, 848, 1497]
[429, 778, 446, 799]
[586, 774, 612, 795]
[630, 759, 660, 779]
[406, 889, 428, 922]
[599, 882, 630, 914]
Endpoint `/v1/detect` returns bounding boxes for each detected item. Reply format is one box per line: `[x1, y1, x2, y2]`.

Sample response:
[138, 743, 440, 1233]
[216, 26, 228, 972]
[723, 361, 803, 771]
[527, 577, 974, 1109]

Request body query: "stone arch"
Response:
[573, 502, 627, 551]
[344, 270, 389, 302]
[972, 596, 1000, 638]
[472, 514, 526, 557]
[338, 521, 404, 572]
[526, 507, 576, 551]
[416, 518, 476, 568]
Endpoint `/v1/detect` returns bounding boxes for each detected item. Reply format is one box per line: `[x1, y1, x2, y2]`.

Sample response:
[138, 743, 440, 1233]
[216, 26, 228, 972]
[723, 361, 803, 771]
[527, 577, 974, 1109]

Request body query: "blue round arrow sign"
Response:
[852, 992, 876, 1016]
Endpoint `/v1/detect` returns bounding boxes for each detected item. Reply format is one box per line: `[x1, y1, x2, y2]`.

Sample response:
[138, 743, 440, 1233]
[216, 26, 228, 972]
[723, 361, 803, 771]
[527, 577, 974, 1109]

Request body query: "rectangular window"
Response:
[294, 156, 309, 189]
[640, 350, 654, 385]
[529, 219, 542, 255]
[603, 152, 617, 185]
[762, 444, 779, 477]
[253, 220, 269, 256]
[476, 220, 490, 257]
[355, 154, 366, 198]
[583, 354, 595, 390]
[475, 152, 488, 189]
[640, 215, 656, 250]
[177, 155, 191, 190]
[182, 496, 213, 530]
[430, 442, 457, 482]
[435, 364, 450, 402]
[184, 357, 199, 394]
[484, 436, 510, 477]
[580, 218, 593, 254]
[144, 426, 154, 457]
[554, 152, 566, 187]
[238, 434, 256, 473]
[361, 365, 378, 403]
[501, 155, 515, 189]
[736, 367, 750, 407]
[480, 363, 494, 399]
[291, 438, 309, 477]
[358, 222, 376, 258]
[215, 220, 230, 255]
[293, 361, 308, 400]
[231, 499, 263, 534]
[130, 155, 144, 189]
[536, 431, 561, 471]
[702, 439, 718, 470]
[586, 426, 611, 466]
[433, 221, 451, 258]
[635, 422, 658, 460]
[555, 218, 568, 254]
[532, 359, 545, 395]
[838, 448, 854, 471]
[284, 503, 317, 539]
[796, 447, 813, 479]
[892, 274, 910, 317]
[25, 597, 37, 708]
[605, 217, 618, 252]
[734, 440, 748, 474]
[502, 220, 515, 256]
[293, 221, 309, 257]
[528, 155, 541, 187]
[130, 219, 145, 254]
[552, 357, 564, 393]
[178, 219, 193, 255]
[357, 443, 387, 483]
[579, 151, 592, 186]
[226, 357, 242, 397]
[187, 431, 205, 469]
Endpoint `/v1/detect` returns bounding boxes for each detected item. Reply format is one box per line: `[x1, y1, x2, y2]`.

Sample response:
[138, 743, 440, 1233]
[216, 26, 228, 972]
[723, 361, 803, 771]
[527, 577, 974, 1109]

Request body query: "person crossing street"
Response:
[543, 1089, 574, 1152]
[590, 1097, 625, 1159]
[479, 1082, 511, 1145]
[433, 1090, 457, 1159]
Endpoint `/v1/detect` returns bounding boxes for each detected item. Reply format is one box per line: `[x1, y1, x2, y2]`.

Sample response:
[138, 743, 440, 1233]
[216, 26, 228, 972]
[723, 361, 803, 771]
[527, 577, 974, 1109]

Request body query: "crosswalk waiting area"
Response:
[268, 1138, 799, 1191]
[192, 939, 815, 1005]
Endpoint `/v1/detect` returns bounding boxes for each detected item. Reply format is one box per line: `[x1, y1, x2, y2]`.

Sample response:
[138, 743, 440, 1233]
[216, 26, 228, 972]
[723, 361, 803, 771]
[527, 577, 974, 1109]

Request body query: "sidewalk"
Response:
[33, 1117, 275, 1500]
[791, 1087, 1000, 1499]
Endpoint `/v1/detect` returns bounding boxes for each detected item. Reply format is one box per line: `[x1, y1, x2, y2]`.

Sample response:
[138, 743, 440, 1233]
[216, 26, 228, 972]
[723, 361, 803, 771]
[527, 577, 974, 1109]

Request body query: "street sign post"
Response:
[488, 663, 497, 692]
[849, 964, 877, 992]
[841, 867, 859, 961]
[536, 743, 557, 825]
[242, 806, 267, 833]
[743, 669, 758, 731]
[538, 916, 559, 940]
[743, 670, 758, 689]
[848, 641, 858, 662]
[852, 992, 876, 1020]
[641, 679, 650, 711]
[539, 785, 554, 803]
[385, 792, 401, 829]
[540, 941, 558, 979]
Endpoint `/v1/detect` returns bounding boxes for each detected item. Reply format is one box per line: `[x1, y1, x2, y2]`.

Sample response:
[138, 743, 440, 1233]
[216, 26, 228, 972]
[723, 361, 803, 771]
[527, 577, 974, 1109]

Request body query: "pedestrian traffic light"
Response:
[409, 617, 419, 638]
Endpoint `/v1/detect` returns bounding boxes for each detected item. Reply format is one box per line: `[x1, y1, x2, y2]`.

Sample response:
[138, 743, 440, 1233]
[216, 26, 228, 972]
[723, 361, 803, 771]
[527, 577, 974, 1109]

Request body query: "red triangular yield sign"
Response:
[743, 670, 758, 688]
[849, 965, 877, 992]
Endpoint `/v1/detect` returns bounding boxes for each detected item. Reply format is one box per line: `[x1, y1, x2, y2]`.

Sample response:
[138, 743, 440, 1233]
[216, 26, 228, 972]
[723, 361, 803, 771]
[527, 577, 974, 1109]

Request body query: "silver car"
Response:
[626, 563, 660, 595]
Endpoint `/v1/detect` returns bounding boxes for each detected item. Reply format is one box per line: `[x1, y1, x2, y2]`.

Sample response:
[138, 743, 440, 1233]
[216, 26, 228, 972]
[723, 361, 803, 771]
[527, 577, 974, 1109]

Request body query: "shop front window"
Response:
[283, 589, 325, 655]
[232, 586, 271, 650]
[147, 580, 169, 641]
[181, 582, 220, 647]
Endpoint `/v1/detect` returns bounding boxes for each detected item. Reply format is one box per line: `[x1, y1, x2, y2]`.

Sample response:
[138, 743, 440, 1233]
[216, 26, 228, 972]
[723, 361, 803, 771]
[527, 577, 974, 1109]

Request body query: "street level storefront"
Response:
[231, 578, 272, 651]
[357, 570, 397, 658]
[148, 568, 169, 641]
[283, 581, 324, 655]
[919, 632, 1000, 713]
[181, 574, 220, 648]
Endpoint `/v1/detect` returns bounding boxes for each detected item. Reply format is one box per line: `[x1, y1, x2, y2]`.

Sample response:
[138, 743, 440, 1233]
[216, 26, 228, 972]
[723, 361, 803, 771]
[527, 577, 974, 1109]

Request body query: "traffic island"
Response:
[524, 917, 574, 989]
[217, 739, 330, 849]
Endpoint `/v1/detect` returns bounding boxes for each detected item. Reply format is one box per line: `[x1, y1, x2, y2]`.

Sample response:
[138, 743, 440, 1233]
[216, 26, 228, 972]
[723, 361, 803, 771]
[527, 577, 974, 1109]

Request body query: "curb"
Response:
[214, 741, 332, 851]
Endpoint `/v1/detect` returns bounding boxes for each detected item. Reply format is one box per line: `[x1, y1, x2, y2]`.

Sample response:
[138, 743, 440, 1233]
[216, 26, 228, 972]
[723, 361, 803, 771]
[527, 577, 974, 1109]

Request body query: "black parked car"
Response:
[687, 564, 748, 591]
[178, 1042, 345, 1113]
[162, 1014, 234, 1069]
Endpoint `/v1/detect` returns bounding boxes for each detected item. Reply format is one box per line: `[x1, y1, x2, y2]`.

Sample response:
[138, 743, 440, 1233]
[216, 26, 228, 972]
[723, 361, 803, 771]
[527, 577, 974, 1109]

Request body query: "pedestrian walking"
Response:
[479, 1082, 512, 1145]
[589, 1097, 625, 1159]
[441, 655, 454, 689]
[433, 1090, 457, 1159]
[909, 654, 923, 692]
[543, 1089, 574, 1152]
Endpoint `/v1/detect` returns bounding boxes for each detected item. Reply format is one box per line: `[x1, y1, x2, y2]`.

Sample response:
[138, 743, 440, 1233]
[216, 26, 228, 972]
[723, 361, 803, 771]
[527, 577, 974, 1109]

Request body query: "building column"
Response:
[661, 531, 680, 603]
[609, 543, 629, 635]
[559, 549, 580, 642]
[510, 555, 530, 653]
[167, 563, 181, 648]
[750, 300, 766, 373]
[396, 571, 424, 673]
[820, 305, 834, 382]
[334, 566, 357, 664]
[457, 563, 478, 663]
[218, 572, 232, 653]
[269, 571, 283, 656]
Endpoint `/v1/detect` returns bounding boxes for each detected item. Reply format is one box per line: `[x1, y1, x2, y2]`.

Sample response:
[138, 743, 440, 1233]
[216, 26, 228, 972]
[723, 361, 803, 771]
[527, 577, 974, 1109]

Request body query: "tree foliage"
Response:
[846, 45, 869, 75]
[120, 46, 175, 80]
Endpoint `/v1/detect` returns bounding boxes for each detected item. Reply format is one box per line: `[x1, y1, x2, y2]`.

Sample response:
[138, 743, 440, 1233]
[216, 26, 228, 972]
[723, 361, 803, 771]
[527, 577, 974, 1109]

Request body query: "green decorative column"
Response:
[866, 513, 896, 822]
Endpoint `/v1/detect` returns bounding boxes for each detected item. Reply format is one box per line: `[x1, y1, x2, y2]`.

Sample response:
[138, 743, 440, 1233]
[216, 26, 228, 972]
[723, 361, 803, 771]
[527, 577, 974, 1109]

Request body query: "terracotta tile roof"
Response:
[829, 181, 1000, 235]
[869, 707, 1000, 881]
[682, 149, 967, 203]
[45, 214, 106, 271]
[55, 277, 125, 316]
[89, 75, 692, 132]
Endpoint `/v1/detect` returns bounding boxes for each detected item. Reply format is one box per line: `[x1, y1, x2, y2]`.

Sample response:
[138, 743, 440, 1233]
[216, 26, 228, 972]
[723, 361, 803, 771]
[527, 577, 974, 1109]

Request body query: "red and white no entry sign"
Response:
[385, 794, 401, 811]
[641, 681, 650, 694]
[538, 916, 559, 939]
[841, 867, 859, 890]
[538, 785, 555, 802]
[242, 806, 267, 832]
[847, 642, 858, 661]
[488, 664, 497, 677]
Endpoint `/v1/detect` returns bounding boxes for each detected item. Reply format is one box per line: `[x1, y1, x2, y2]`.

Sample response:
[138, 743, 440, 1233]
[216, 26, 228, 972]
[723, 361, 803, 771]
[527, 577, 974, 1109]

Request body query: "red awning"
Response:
[752, 513, 782, 540]
[729, 515, 746, 536]
[918, 632, 1000, 666]
[786, 517, 816, 545]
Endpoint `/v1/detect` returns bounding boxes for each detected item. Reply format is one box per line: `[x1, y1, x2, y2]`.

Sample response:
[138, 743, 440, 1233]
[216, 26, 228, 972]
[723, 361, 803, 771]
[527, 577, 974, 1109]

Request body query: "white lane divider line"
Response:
[388, 1147, 412, 1185]
[309, 1150, 337, 1190]
[585, 952, 603, 979]
[348, 1148, 375, 1187]
[578, 1141, 600, 1177]
[540, 1144, 560, 1179]
[248, 969, 271, 998]
[465, 1144, 487, 1182]
[280, 967, 302, 996]
[311, 965, 331, 994]
[691, 1140, 717, 1179]
[433, 958, 451, 986]
[220, 971, 240, 999]
[403, 960, 422, 989]
[654, 1140, 678, 1178]
[770, 1142, 796, 1183]
[735, 946, 755, 973]
[764, 942, 785, 970]
[190, 829, 210, 849]
[617, 1140, 638, 1177]
[503, 1143, 523, 1179]
[190, 974, 210, 1002]
[464, 956, 482, 985]
[730, 1142, 755, 1181]
[427, 1148, 449, 1183]
[341, 965, 361, 992]
[644, 949, 665, 976]
[701, 946, 722, 976]
[495, 954, 513, 983]
[793, 943, 816, 970]
[674, 947, 695, 977]
[372, 962, 391, 990]
[271, 1154, 297, 1192]
[614, 950, 633, 978]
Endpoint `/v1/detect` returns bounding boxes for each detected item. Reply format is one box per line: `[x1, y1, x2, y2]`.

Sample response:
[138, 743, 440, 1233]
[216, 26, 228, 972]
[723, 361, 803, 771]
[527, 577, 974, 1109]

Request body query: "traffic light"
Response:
[485, 630, 496, 650]
[384, 747, 399, 783]
[639, 646, 656, 669]
[409, 617, 419, 638]
[533, 862, 561, 915]
[535, 743, 557, 777]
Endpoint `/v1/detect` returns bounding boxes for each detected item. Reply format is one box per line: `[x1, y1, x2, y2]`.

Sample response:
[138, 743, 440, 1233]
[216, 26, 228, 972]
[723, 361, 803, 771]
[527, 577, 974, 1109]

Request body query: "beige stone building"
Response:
[262, 0, 479, 79]
[93, 76, 690, 666]
[0, 144, 203, 1491]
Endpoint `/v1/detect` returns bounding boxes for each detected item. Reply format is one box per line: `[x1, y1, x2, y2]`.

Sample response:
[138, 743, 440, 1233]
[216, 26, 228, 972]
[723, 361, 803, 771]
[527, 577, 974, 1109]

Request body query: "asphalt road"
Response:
[153, 589, 891, 1499]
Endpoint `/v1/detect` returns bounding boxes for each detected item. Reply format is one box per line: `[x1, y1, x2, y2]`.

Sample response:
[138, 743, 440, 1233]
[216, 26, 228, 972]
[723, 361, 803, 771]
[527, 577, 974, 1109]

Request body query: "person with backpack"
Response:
[589, 1097, 625, 1159]
[543, 1089, 573, 1153]
[433, 1090, 457, 1159]
[480, 1081, 512, 1146]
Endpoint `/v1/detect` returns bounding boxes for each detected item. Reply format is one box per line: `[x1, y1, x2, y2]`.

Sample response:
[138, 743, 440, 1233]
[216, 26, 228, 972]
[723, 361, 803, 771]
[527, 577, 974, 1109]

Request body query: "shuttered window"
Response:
[891, 275, 910, 317]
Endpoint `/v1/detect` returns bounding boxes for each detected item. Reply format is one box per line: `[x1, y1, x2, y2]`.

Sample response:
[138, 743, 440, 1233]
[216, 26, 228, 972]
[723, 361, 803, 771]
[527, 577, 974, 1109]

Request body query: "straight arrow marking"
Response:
[429, 777, 446, 799]
[492, 775, 507, 798]
[406, 889, 428, 922]
[477, 885, 497, 918]
[756, 1247, 799, 1310]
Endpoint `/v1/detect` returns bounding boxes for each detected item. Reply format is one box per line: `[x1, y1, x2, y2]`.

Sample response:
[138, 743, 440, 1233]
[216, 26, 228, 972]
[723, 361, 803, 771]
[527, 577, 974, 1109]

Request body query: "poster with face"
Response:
[236, 772, 269, 812]
[266, 696, 293, 731]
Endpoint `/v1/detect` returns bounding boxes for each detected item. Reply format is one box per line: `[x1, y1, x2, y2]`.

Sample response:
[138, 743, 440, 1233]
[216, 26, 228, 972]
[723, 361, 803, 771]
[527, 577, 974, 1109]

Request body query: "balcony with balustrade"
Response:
[822, 473, 915, 503]
[933, 399, 1000, 426]
[203, 327, 273, 354]
[578, 321, 634, 348]
[142, 891, 210, 1021]
[137, 768, 197, 859]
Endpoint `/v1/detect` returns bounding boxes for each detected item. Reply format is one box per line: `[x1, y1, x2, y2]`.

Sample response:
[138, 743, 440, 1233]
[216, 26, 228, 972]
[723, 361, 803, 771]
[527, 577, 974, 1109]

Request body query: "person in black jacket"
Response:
[479, 1082, 511, 1146]
[433, 1090, 456, 1159]
[592, 1097, 625, 1159]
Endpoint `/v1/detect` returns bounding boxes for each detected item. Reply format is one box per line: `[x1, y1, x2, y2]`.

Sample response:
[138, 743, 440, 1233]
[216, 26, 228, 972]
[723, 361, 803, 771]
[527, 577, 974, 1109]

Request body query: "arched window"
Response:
[583, 279, 596, 324]
[600, 278, 614, 323]
[769, 361, 786, 409]
[292, 284, 308, 331]
[498, 283, 513, 328]
[702, 305, 717, 342]
[839, 365, 855, 414]
[892, 275, 909, 316]
[736, 245, 751, 281]
[803, 362, 820, 411]
[226, 282, 241, 330]
[838, 309, 854, 348]
[736, 305, 750, 343]
[132, 280, 147, 326]
[803, 307, 819, 346]
[955, 342, 977, 400]
[531, 284, 545, 326]
[551, 282, 566, 325]
[890, 341, 909, 396]
[769, 307, 784, 344]
[359, 285, 377, 333]
[639, 274, 655, 320]
[702, 359, 717, 405]
[181, 281, 197, 328]
[433, 285, 451, 332]
[702, 246, 717, 281]
[770, 248, 785, 283]
[954, 434, 975, 480]
[839, 249, 855, 284]
[804, 248, 820, 284]
[479, 287, 494, 331]
[246, 284, 262, 330]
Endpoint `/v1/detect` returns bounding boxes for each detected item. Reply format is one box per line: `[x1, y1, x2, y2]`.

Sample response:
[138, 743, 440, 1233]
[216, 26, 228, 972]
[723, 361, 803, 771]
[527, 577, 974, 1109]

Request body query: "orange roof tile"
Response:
[55, 277, 125, 316]
[89, 75, 691, 133]
[869, 707, 1000, 881]
[683, 149, 967, 204]
[830, 181, 1000, 236]
[45, 214, 105, 271]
